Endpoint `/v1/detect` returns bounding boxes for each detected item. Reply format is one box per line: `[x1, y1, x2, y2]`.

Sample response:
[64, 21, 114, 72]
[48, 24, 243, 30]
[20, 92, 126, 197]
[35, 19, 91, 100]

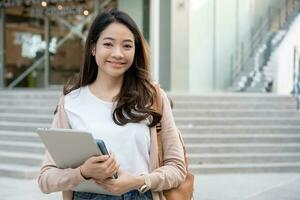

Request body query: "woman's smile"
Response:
[107, 60, 126, 68]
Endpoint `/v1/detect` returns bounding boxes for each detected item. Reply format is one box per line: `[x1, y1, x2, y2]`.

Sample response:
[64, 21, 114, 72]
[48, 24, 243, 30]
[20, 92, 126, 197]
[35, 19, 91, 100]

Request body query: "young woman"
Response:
[38, 10, 186, 200]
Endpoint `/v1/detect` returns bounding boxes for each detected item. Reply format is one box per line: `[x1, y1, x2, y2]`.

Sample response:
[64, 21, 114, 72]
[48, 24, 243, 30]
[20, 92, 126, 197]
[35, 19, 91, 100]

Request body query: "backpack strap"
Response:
[177, 128, 189, 167]
[153, 84, 162, 115]
[154, 85, 189, 170]
[153, 84, 164, 166]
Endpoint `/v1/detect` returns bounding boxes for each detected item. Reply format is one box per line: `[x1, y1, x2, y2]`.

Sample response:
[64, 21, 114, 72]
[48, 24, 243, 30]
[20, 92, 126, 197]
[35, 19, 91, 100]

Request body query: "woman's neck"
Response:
[90, 74, 123, 102]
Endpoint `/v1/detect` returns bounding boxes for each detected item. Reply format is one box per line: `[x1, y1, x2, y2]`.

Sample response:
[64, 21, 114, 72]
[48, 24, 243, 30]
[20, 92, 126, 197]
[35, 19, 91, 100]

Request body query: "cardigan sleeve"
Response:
[144, 89, 187, 191]
[37, 96, 85, 194]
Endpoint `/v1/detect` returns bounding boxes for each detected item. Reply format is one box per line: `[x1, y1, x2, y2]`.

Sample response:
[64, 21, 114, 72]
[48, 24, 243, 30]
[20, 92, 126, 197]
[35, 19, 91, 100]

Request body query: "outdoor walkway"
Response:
[2, 173, 300, 200]
[197, 173, 300, 200]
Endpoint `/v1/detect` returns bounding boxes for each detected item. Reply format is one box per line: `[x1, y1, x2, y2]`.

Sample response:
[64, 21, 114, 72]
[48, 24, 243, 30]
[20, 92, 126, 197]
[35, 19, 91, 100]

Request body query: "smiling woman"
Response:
[37, 10, 186, 200]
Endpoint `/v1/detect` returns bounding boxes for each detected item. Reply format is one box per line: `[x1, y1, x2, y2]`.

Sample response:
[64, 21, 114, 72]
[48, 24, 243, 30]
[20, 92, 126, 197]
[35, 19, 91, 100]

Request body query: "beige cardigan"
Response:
[37, 88, 186, 200]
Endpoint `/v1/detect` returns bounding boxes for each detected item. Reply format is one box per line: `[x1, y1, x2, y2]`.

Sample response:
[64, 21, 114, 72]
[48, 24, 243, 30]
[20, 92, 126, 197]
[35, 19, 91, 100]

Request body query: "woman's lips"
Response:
[107, 61, 126, 68]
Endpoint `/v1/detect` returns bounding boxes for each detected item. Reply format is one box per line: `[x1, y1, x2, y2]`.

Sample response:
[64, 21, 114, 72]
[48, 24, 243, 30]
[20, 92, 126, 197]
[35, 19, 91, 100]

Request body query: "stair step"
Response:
[188, 153, 300, 164]
[175, 118, 300, 126]
[173, 99, 296, 104]
[0, 141, 45, 154]
[0, 106, 54, 115]
[0, 113, 52, 123]
[185, 143, 300, 153]
[0, 99, 58, 106]
[0, 121, 50, 132]
[183, 134, 300, 143]
[178, 125, 300, 134]
[173, 103, 296, 109]
[173, 110, 300, 118]
[171, 99, 293, 103]
[0, 163, 40, 179]
[0, 91, 60, 100]
[0, 131, 41, 142]
[189, 162, 300, 174]
[0, 151, 44, 166]
[169, 94, 295, 102]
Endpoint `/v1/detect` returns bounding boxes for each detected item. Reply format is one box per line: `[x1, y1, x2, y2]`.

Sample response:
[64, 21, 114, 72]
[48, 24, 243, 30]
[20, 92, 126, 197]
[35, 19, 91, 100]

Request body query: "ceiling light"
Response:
[83, 10, 89, 16]
[41, 1, 47, 7]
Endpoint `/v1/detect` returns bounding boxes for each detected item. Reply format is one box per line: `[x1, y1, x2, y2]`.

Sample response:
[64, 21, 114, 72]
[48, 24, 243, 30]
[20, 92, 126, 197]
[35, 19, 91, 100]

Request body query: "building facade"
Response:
[0, 0, 297, 92]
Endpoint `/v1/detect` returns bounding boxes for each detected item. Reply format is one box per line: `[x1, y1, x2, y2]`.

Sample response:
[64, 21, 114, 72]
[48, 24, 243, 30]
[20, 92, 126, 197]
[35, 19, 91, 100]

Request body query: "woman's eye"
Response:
[124, 44, 132, 49]
[103, 43, 112, 47]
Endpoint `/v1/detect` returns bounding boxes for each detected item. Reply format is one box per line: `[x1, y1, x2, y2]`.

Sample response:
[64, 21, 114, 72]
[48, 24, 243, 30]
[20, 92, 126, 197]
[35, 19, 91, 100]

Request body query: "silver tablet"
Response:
[37, 128, 102, 168]
[37, 128, 113, 195]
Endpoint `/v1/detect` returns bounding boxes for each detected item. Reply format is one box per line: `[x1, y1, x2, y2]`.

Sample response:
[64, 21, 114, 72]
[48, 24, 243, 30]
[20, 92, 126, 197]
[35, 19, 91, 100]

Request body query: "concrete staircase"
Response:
[1, 90, 300, 178]
[0, 90, 59, 179]
[171, 93, 300, 174]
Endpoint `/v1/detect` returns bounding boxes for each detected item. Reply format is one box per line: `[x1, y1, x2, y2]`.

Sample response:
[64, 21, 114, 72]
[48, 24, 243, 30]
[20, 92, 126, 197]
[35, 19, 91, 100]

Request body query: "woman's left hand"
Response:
[94, 169, 144, 196]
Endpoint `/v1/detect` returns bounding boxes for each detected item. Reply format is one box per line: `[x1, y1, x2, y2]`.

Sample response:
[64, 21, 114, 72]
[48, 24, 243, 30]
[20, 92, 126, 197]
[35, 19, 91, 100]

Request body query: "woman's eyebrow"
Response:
[123, 39, 134, 43]
[102, 37, 133, 43]
[102, 37, 115, 41]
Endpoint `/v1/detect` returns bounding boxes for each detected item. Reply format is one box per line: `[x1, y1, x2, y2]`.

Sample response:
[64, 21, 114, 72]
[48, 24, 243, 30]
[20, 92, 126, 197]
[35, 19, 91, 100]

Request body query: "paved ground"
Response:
[194, 173, 300, 200]
[1, 173, 300, 200]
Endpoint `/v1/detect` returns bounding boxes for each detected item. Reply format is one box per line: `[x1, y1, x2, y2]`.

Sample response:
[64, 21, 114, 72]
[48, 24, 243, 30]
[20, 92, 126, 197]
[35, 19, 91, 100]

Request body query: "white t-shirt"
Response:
[64, 86, 150, 175]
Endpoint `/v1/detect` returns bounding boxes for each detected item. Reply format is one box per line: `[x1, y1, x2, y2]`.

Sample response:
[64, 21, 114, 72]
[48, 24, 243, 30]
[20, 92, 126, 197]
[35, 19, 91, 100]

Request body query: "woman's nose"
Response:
[111, 46, 124, 59]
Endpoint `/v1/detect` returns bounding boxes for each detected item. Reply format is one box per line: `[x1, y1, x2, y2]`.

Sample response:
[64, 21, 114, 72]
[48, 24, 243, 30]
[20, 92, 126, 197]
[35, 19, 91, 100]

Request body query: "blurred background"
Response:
[1, 0, 300, 200]
[1, 0, 300, 93]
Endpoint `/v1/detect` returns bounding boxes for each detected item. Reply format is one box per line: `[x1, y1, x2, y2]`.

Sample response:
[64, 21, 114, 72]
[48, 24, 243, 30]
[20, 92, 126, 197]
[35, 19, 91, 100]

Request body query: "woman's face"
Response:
[93, 22, 135, 80]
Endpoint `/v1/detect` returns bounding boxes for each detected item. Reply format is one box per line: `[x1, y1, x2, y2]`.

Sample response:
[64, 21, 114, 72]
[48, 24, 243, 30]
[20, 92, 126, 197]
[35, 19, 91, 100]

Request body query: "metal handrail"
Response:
[233, 0, 300, 91]
[292, 46, 300, 109]
[251, 19, 270, 53]
[8, 57, 44, 89]
[231, 17, 270, 81]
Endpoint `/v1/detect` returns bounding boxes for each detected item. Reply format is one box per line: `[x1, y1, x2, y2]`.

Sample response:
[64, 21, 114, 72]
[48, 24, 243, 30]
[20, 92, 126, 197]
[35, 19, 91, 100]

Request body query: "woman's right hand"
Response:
[80, 153, 119, 180]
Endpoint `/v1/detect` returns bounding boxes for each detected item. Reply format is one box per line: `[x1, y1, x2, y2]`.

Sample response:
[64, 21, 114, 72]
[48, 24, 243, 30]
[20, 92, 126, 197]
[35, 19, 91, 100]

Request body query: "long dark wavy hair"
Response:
[63, 10, 161, 127]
